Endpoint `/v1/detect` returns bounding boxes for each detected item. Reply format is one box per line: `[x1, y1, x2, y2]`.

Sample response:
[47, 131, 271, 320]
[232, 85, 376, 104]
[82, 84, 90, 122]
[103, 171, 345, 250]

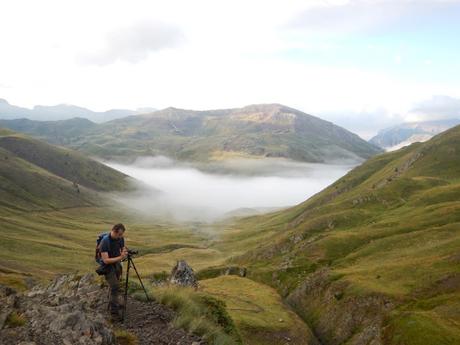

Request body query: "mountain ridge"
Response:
[0, 98, 157, 123]
[0, 103, 383, 164]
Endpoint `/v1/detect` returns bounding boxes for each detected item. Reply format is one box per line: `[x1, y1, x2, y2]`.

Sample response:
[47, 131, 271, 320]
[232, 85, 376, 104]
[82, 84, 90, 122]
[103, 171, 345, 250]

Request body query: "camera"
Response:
[95, 264, 111, 276]
[127, 249, 138, 256]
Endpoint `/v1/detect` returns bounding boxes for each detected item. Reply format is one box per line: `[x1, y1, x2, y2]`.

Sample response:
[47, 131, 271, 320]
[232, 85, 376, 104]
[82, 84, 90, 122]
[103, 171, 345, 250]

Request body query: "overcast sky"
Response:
[1, 0, 459, 138]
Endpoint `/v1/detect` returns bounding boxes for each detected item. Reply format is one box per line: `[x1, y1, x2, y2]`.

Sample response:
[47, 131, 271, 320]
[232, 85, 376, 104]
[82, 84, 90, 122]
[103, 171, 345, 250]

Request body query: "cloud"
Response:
[408, 95, 460, 121]
[78, 20, 185, 66]
[319, 108, 405, 140]
[287, 1, 460, 35]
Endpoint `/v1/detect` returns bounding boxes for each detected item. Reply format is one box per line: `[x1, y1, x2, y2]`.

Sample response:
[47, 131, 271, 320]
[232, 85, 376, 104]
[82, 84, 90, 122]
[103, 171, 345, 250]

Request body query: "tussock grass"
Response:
[132, 285, 242, 345]
[114, 329, 139, 345]
[5, 311, 26, 328]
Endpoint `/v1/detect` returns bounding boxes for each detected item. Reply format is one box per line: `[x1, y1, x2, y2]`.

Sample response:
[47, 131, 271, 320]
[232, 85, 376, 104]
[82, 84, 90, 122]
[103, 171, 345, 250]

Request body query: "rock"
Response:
[0, 309, 12, 329]
[223, 266, 247, 277]
[0, 273, 116, 345]
[169, 260, 198, 288]
[0, 285, 16, 298]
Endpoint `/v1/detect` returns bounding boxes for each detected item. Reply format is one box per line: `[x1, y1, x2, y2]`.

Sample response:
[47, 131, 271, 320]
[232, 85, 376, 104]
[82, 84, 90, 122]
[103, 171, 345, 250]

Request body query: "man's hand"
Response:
[120, 248, 128, 260]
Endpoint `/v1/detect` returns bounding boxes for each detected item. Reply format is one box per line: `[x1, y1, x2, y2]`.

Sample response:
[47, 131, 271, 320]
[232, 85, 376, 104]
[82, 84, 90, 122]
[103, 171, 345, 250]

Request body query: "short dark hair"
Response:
[112, 223, 126, 232]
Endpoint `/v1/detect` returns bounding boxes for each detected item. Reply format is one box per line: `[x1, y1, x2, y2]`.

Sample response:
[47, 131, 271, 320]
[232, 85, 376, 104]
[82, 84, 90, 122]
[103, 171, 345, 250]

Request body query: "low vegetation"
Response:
[132, 284, 242, 345]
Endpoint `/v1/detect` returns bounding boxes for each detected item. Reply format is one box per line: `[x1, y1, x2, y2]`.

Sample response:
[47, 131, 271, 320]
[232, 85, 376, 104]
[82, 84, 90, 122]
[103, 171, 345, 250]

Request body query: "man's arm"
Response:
[101, 251, 125, 265]
[100, 237, 127, 264]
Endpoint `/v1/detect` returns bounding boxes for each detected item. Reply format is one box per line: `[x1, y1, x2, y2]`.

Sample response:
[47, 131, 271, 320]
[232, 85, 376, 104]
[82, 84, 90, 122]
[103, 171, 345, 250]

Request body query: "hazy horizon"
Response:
[1, 1, 459, 140]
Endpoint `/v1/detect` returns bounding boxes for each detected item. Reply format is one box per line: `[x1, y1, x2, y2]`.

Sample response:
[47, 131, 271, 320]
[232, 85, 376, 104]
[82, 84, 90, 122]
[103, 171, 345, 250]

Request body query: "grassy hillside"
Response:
[210, 124, 460, 344]
[0, 104, 383, 163]
[0, 117, 97, 145]
[0, 128, 132, 199]
[1, 124, 459, 344]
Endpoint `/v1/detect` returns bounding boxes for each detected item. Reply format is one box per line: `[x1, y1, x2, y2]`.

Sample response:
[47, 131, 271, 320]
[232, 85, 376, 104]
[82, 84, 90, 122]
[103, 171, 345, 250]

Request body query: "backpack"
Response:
[95, 232, 111, 264]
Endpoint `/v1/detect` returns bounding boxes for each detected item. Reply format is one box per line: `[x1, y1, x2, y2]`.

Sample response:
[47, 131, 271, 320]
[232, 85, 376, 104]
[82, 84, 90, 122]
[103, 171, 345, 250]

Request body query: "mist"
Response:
[104, 156, 356, 223]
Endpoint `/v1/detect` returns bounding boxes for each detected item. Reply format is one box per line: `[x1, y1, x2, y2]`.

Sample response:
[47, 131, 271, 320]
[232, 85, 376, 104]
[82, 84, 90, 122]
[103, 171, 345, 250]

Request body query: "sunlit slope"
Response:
[217, 124, 460, 344]
[0, 104, 383, 163]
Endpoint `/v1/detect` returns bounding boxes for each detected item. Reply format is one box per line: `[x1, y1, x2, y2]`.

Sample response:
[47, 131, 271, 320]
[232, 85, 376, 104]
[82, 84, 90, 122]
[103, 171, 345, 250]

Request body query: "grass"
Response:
[1, 125, 460, 344]
[132, 284, 242, 345]
[215, 125, 460, 344]
[114, 329, 139, 345]
[5, 311, 27, 328]
[0, 205, 210, 282]
[199, 275, 317, 345]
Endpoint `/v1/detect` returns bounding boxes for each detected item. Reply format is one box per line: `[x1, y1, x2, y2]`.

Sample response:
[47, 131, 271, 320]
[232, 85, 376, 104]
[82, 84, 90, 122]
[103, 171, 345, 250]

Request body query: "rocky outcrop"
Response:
[0, 273, 206, 345]
[286, 268, 394, 345]
[169, 260, 198, 288]
[0, 274, 115, 345]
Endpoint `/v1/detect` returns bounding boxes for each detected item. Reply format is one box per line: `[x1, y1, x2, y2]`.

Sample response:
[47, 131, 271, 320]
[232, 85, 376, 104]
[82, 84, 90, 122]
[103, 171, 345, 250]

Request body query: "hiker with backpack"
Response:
[95, 223, 128, 320]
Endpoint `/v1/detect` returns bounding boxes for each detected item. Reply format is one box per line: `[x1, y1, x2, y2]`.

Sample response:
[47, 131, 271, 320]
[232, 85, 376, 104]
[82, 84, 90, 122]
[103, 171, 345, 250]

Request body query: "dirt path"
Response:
[110, 297, 205, 345]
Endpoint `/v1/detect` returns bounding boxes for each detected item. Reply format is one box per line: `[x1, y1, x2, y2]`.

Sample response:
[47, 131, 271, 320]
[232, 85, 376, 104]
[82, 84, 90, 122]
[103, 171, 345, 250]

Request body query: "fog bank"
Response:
[105, 156, 355, 222]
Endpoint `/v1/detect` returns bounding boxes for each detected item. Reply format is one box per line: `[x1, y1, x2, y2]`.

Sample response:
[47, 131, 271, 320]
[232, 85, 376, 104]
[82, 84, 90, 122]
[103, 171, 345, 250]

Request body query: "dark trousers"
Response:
[105, 262, 123, 314]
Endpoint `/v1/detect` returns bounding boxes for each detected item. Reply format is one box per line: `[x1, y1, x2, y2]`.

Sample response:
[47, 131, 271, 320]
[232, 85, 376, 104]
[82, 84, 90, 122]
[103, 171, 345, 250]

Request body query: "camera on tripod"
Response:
[127, 249, 138, 256]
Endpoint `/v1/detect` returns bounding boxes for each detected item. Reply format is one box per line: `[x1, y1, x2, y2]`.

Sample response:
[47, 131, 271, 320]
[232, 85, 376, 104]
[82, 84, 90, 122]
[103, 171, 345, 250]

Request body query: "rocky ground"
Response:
[0, 273, 204, 345]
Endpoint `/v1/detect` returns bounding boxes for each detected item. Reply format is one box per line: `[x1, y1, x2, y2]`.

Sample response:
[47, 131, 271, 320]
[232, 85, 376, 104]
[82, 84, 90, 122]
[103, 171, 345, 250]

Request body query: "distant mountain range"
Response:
[369, 118, 460, 151]
[0, 98, 156, 122]
[0, 103, 383, 164]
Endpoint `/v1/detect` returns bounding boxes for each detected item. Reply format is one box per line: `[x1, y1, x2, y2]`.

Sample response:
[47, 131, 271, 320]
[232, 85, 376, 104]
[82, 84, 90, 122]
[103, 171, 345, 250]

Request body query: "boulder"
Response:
[169, 260, 198, 288]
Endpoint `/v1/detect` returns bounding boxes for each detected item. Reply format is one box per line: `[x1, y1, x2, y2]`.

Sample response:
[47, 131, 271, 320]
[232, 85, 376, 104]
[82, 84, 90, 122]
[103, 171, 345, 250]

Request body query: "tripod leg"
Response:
[130, 257, 151, 302]
[107, 287, 111, 312]
[122, 259, 131, 322]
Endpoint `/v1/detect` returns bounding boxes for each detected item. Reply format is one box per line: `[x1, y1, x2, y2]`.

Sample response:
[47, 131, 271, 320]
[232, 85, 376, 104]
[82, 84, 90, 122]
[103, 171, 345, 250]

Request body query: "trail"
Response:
[109, 296, 204, 345]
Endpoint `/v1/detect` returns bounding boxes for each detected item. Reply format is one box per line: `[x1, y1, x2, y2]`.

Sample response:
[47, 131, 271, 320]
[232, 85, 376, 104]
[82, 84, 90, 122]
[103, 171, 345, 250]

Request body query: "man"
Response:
[99, 223, 128, 320]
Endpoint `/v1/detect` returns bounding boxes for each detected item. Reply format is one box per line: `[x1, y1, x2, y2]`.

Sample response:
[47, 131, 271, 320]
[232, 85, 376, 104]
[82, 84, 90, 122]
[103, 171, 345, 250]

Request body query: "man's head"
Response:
[110, 223, 126, 239]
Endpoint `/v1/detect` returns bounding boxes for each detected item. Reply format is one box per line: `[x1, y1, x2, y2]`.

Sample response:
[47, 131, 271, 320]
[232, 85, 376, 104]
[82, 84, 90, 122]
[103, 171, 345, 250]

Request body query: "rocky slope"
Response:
[0, 273, 204, 345]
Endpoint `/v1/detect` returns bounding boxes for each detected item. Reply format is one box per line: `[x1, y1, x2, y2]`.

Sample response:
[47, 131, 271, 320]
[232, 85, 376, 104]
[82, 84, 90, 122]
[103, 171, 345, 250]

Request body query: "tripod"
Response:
[122, 253, 151, 322]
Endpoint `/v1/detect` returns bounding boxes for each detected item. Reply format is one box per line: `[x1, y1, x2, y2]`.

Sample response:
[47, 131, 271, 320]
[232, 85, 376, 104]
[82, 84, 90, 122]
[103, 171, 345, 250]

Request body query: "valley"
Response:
[0, 123, 459, 345]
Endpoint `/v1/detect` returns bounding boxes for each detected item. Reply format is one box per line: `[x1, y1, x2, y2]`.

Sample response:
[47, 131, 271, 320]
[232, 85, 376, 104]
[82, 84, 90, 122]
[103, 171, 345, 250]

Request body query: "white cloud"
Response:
[0, 0, 458, 135]
[77, 21, 185, 66]
[407, 95, 460, 121]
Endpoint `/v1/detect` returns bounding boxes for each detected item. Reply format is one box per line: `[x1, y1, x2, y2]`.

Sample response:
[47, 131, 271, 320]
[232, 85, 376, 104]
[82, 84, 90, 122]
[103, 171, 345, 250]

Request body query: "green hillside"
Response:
[0, 104, 383, 163]
[0, 128, 133, 214]
[210, 124, 460, 344]
[1, 124, 459, 344]
[0, 117, 97, 145]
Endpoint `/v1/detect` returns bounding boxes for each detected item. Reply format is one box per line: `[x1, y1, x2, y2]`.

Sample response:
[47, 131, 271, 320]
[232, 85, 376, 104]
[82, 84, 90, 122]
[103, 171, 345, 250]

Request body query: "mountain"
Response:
[213, 124, 460, 344]
[0, 98, 156, 123]
[0, 128, 133, 213]
[0, 104, 383, 164]
[0, 117, 98, 146]
[369, 118, 460, 151]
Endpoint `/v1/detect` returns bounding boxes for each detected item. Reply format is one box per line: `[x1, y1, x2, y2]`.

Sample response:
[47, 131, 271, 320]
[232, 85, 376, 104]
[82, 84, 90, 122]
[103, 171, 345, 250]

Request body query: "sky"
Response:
[0, 0, 459, 138]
